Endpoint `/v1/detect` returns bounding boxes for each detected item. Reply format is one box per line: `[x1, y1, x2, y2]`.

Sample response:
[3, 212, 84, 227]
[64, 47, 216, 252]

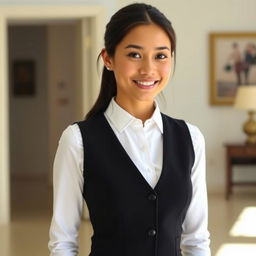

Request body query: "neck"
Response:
[115, 97, 155, 122]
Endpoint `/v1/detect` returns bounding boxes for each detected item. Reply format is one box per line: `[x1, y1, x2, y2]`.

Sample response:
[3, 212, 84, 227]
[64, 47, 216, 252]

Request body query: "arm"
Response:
[48, 124, 84, 256]
[181, 124, 211, 256]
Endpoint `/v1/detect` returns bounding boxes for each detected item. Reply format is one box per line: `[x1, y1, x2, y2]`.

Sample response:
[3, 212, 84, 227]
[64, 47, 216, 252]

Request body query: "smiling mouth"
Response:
[133, 80, 160, 89]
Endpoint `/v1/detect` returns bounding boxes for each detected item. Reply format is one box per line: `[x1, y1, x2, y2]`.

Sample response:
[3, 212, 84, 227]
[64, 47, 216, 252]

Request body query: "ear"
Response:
[101, 48, 113, 70]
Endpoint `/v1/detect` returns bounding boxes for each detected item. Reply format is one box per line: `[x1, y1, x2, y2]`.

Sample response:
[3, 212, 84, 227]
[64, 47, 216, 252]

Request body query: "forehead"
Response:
[118, 23, 171, 49]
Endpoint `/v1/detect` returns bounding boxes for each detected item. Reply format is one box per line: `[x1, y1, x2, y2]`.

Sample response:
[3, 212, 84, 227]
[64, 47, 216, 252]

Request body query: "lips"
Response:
[133, 79, 160, 89]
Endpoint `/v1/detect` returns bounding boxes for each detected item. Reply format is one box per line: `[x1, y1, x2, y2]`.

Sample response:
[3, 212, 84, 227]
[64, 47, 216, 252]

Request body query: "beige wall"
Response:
[117, 0, 256, 192]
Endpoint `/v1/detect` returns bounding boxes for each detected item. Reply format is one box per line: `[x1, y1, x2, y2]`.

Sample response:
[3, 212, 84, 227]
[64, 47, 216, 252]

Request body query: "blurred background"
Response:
[0, 0, 256, 255]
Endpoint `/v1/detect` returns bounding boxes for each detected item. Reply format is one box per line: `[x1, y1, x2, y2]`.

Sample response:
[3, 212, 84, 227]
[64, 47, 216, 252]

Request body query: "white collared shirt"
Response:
[48, 98, 211, 256]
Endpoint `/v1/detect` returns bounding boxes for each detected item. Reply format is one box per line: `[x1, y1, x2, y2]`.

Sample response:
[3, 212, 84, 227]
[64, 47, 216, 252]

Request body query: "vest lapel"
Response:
[101, 114, 171, 192]
[101, 115, 162, 191]
[154, 113, 172, 192]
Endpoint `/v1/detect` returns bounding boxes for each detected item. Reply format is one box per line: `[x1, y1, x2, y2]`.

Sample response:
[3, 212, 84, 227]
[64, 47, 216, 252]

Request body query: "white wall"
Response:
[8, 25, 48, 180]
[117, 0, 256, 192]
[0, 0, 116, 21]
[2, 0, 256, 194]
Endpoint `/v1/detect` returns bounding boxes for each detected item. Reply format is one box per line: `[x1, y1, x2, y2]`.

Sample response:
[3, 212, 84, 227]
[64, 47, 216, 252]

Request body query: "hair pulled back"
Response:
[85, 3, 176, 120]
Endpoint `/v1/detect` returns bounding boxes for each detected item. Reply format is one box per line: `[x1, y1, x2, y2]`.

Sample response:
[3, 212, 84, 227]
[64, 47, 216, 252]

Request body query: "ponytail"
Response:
[85, 66, 116, 120]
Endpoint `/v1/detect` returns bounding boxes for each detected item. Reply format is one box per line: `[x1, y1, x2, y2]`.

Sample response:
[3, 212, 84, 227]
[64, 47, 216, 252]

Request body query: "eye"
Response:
[127, 52, 141, 59]
[155, 53, 168, 60]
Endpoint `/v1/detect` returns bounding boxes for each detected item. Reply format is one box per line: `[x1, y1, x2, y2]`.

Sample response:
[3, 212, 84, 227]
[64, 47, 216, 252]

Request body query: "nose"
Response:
[139, 58, 156, 76]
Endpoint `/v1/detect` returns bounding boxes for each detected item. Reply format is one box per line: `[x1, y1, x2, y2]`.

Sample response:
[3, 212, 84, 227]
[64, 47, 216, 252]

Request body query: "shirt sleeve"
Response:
[48, 124, 84, 256]
[181, 123, 211, 256]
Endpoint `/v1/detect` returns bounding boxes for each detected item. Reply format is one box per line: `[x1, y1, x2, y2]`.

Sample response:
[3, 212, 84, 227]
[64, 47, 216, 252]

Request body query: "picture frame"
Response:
[209, 33, 256, 105]
[13, 60, 36, 96]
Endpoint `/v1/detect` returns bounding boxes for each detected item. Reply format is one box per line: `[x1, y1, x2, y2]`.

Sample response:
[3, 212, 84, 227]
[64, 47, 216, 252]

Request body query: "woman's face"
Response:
[102, 23, 172, 106]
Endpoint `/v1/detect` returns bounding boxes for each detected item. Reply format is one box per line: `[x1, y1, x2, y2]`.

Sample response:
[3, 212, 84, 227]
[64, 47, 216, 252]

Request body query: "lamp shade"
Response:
[234, 85, 256, 110]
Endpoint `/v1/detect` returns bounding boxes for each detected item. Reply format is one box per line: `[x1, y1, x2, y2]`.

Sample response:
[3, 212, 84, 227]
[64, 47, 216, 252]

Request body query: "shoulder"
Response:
[161, 113, 205, 149]
[75, 114, 106, 133]
[161, 113, 188, 130]
[185, 122, 205, 151]
[59, 123, 83, 149]
[161, 113, 201, 136]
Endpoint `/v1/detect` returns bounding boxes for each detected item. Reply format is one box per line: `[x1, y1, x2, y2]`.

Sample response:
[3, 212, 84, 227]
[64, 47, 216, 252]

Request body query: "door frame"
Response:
[0, 5, 104, 224]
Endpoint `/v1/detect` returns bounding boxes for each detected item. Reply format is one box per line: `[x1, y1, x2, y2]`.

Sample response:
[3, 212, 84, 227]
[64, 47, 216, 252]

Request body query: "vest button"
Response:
[148, 194, 157, 200]
[148, 229, 157, 236]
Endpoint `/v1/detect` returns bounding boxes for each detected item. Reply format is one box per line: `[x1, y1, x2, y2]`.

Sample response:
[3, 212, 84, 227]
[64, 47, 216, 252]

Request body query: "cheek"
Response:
[115, 59, 137, 78]
[160, 63, 172, 78]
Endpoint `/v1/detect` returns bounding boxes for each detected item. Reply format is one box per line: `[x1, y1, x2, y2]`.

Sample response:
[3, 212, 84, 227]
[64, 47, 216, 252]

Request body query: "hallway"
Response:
[0, 180, 255, 255]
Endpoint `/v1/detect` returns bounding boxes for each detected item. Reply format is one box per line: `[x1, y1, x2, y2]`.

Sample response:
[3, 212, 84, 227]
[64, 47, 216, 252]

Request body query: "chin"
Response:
[134, 95, 156, 103]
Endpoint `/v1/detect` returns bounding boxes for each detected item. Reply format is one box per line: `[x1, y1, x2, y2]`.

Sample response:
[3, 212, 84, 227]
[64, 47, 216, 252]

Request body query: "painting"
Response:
[13, 60, 36, 96]
[209, 33, 256, 105]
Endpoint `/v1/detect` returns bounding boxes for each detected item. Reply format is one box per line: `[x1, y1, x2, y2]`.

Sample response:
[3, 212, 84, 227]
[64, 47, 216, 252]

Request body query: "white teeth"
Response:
[136, 81, 156, 86]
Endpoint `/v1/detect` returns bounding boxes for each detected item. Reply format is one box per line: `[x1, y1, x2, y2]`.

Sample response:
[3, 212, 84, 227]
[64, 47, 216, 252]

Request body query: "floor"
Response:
[208, 188, 256, 255]
[0, 180, 256, 256]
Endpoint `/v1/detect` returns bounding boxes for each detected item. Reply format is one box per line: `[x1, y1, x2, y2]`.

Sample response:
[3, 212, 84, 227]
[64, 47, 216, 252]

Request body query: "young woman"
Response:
[48, 3, 211, 256]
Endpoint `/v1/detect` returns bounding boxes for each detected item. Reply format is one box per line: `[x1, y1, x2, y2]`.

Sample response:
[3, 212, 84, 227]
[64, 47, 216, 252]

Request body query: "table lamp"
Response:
[234, 85, 256, 144]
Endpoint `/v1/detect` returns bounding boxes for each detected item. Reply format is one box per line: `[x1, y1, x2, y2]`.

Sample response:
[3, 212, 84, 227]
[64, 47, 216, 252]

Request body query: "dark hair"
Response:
[85, 3, 176, 120]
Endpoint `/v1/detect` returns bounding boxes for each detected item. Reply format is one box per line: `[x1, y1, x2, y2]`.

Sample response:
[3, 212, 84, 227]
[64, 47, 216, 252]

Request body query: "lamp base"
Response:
[245, 135, 256, 144]
[243, 111, 256, 144]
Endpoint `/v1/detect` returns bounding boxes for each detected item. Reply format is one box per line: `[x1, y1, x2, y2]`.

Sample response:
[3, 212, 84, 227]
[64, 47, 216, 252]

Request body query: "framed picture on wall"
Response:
[209, 33, 256, 105]
[13, 60, 36, 96]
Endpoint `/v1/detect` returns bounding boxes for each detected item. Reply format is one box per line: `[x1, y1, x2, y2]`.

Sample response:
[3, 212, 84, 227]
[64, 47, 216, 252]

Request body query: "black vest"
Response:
[76, 113, 195, 256]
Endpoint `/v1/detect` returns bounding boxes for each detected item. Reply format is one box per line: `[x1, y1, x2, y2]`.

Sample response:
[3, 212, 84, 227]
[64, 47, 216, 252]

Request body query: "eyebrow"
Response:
[125, 44, 170, 51]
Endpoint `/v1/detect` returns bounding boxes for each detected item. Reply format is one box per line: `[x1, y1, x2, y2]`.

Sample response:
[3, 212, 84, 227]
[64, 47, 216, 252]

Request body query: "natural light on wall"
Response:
[229, 207, 256, 237]
[216, 244, 256, 256]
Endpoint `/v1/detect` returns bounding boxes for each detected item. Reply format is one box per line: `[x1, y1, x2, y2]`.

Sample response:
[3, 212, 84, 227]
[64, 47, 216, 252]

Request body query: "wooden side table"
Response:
[225, 144, 256, 199]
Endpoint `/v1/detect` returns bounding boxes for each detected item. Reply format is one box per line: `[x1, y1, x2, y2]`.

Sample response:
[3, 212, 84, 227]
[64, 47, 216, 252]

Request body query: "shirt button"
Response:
[148, 194, 157, 200]
[148, 229, 157, 236]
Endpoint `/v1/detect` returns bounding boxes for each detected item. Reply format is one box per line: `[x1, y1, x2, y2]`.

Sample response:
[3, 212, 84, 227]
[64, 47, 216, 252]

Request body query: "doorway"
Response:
[0, 5, 104, 224]
[8, 21, 82, 219]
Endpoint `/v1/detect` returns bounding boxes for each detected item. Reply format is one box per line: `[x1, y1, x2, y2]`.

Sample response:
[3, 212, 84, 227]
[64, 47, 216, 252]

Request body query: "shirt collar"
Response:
[104, 97, 163, 134]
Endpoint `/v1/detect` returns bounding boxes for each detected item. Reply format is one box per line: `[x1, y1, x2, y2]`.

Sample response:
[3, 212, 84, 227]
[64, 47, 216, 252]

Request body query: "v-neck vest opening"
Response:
[76, 113, 194, 256]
